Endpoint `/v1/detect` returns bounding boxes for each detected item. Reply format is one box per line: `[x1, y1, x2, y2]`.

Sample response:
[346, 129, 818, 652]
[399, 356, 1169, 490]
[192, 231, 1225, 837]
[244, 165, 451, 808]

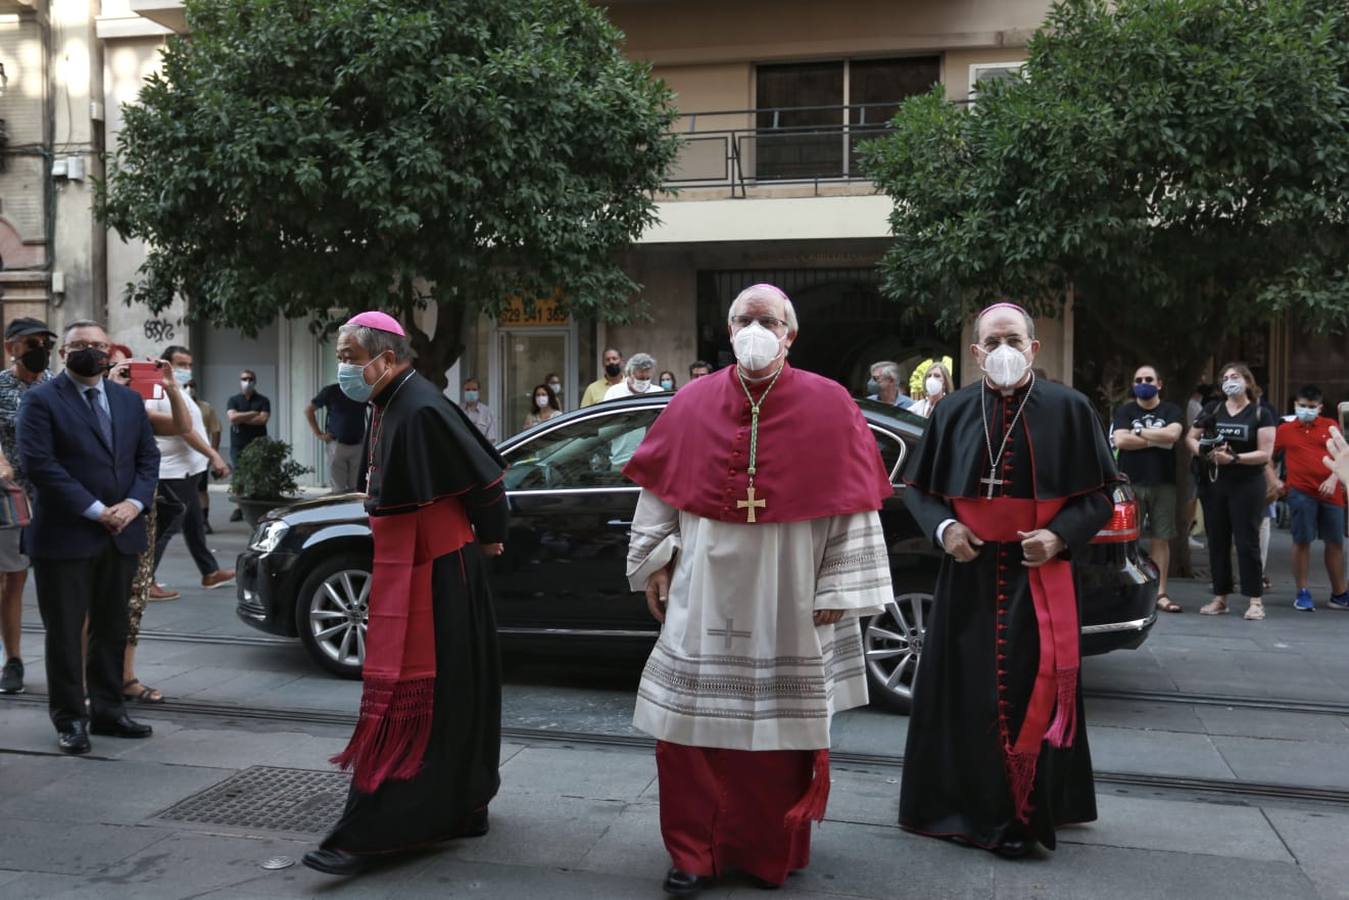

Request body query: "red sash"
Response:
[952, 497, 1080, 824]
[331, 496, 474, 793]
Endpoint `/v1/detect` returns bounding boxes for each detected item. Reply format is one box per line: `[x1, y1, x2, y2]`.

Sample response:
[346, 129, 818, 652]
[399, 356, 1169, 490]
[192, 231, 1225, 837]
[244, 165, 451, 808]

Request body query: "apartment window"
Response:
[755, 57, 940, 181]
[968, 63, 1024, 103]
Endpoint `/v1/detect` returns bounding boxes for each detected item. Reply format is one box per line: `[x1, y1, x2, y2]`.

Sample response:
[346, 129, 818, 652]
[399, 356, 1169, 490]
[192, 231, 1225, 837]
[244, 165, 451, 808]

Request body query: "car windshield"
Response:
[503, 407, 660, 490]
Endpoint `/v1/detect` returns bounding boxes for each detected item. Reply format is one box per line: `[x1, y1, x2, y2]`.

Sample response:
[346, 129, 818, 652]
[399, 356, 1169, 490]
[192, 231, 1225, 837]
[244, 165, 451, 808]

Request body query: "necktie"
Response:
[85, 388, 113, 448]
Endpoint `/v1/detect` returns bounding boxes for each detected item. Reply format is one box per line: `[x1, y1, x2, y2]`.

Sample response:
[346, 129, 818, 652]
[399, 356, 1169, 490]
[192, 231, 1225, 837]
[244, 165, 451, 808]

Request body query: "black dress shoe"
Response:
[90, 714, 153, 739]
[663, 867, 714, 896]
[302, 848, 373, 876]
[57, 721, 91, 755]
[744, 873, 782, 890]
[992, 837, 1030, 860]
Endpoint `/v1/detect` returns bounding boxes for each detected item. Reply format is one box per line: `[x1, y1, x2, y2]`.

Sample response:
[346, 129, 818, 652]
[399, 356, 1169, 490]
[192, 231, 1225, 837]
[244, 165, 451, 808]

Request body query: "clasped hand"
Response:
[99, 500, 141, 535]
[942, 522, 1063, 567]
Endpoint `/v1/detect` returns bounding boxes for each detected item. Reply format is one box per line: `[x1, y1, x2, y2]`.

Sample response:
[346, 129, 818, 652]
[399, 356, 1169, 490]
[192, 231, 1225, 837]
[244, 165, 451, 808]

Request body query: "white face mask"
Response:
[547, 381, 561, 395]
[1222, 379, 1246, 398]
[924, 376, 944, 397]
[732, 321, 784, 372]
[631, 378, 652, 393]
[534, 394, 550, 409]
[981, 343, 1030, 389]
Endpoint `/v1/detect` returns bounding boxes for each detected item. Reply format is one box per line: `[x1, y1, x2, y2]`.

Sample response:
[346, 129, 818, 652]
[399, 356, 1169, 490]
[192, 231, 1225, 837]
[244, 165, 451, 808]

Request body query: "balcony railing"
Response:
[665, 103, 904, 197]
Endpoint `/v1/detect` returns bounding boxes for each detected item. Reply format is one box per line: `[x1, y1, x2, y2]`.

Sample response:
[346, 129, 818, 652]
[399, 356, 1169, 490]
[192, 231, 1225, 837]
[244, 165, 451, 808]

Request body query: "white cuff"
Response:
[935, 518, 957, 548]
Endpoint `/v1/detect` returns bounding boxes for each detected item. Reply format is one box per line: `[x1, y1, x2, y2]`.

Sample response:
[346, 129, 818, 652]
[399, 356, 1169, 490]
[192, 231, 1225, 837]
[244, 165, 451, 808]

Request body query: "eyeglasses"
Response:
[730, 315, 788, 332]
[1134, 376, 1157, 384]
[65, 341, 110, 353]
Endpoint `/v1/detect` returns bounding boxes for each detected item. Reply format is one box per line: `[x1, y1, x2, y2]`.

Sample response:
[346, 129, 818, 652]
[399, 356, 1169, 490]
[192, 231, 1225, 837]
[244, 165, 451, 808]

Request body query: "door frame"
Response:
[487, 319, 579, 428]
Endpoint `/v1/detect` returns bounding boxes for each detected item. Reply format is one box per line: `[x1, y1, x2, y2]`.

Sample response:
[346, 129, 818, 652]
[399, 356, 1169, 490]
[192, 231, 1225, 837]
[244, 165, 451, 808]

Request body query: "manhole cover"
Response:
[154, 766, 350, 834]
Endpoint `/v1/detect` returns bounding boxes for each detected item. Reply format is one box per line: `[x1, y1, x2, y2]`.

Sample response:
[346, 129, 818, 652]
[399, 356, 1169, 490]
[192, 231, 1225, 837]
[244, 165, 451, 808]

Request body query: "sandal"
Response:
[122, 679, 165, 704]
[1155, 594, 1182, 613]
[1199, 599, 1229, 616]
[1244, 600, 1266, 621]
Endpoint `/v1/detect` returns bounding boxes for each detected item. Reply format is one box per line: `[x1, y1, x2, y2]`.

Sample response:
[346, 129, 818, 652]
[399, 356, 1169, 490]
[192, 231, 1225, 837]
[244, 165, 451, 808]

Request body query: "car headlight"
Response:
[249, 520, 290, 555]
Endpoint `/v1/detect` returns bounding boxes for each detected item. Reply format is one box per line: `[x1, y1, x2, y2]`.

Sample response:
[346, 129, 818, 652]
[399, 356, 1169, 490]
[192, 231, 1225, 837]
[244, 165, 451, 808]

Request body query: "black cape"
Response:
[899, 378, 1118, 851]
[325, 370, 508, 854]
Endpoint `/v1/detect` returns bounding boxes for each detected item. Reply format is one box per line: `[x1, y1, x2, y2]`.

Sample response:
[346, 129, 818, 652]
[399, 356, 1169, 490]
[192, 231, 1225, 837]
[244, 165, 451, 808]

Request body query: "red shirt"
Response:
[1276, 417, 1346, 507]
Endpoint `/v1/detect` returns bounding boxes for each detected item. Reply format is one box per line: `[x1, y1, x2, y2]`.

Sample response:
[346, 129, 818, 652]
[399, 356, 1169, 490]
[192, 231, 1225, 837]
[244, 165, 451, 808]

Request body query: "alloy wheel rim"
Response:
[309, 569, 370, 666]
[864, 591, 933, 702]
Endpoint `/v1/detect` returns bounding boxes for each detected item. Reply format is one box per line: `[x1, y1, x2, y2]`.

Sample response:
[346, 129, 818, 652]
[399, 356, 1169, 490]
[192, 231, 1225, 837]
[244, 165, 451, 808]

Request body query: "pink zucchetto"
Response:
[977, 300, 1030, 319]
[344, 310, 406, 337]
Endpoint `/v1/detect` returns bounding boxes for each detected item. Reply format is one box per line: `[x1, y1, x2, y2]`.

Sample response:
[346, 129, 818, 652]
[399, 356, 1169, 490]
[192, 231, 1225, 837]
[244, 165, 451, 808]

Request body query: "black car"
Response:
[236, 394, 1158, 712]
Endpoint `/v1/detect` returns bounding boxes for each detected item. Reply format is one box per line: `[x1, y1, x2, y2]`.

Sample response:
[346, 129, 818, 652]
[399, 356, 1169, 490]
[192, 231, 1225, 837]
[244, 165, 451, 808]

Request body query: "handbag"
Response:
[1263, 464, 1280, 506]
[0, 479, 31, 529]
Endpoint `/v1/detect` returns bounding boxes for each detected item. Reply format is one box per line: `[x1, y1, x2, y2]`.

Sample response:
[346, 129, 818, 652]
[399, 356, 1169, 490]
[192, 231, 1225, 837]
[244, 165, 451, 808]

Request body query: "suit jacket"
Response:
[18, 372, 160, 559]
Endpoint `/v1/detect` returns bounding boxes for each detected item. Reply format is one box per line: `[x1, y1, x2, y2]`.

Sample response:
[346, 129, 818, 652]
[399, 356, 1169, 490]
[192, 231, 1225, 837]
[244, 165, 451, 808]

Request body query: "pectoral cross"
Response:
[980, 468, 1005, 500]
[737, 484, 767, 523]
[707, 617, 752, 649]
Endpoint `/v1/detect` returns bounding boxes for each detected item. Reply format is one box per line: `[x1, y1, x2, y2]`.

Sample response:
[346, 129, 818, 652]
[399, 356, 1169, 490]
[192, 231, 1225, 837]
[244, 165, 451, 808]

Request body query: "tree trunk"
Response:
[406, 299, 468, 390]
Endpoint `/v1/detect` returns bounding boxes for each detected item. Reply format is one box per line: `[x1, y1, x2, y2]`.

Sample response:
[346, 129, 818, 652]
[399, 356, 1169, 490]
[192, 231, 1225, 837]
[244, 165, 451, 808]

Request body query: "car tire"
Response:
[862, 585, 935, 715]
[295, 552, 372, 679]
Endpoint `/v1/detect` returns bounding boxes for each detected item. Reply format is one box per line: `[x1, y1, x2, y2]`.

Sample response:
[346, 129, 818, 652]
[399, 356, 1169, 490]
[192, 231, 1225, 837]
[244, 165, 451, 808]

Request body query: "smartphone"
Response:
[127, 361, 164, 400]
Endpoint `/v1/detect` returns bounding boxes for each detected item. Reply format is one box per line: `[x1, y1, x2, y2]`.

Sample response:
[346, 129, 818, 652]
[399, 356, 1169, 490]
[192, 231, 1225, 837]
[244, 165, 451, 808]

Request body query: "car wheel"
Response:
[863, 589, 934, 714]
[295, 553, 371, 679]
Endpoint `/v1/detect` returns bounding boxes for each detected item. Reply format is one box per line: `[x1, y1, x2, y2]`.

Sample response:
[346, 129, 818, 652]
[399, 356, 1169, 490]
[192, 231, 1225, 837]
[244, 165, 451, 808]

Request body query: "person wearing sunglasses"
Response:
[1112, 365, 1185, 612]
[0, 318, 56, 695]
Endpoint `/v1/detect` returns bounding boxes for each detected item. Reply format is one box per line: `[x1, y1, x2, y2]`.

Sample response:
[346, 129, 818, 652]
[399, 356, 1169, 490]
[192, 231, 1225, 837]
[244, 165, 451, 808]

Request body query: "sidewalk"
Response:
[0, 701, 1343, 900]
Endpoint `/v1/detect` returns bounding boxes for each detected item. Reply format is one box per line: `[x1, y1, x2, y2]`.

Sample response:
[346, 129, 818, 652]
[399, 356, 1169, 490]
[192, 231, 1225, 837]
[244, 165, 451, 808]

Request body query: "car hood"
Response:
[269, 493, 368, 526]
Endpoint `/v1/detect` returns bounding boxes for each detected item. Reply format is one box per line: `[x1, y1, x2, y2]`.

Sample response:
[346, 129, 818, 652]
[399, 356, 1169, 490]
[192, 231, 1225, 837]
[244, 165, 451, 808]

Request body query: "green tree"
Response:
[98, 0, 680, 385]
[863, 0, 1349, 571]
[863, 0, 1349, 403]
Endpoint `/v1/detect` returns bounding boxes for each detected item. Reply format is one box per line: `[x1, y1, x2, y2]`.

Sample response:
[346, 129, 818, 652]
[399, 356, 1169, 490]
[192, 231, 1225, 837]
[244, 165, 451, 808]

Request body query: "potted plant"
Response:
[228, 438, 312, 527]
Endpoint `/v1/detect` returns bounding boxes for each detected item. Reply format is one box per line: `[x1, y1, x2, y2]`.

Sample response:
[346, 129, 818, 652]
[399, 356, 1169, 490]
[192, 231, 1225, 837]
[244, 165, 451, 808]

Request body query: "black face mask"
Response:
[66, 347, 109, 378]
[18, 347, 49, 373]
[605, 363, 622, 377]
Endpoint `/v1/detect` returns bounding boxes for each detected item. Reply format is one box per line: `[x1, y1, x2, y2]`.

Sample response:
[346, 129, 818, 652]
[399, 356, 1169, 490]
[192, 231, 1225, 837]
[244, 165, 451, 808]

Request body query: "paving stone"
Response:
[436, 792, 629, 869]
[1193, 705, 1349, 742]
[0, 757, 230, 827]
[0, 819, 173, 876]
[1265, 808, 1349, 900]
[498, 744, 656, 801]
[1087, 724, 1235, 780]
[991, 842, 1317, 900]
[1061, 795, 1292, 862]
[1212, 735, 1349, 791]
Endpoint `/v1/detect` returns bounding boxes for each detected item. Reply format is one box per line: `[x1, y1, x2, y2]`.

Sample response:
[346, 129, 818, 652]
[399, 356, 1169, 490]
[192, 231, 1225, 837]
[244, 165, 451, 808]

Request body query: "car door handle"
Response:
[607, 519, 633, 527]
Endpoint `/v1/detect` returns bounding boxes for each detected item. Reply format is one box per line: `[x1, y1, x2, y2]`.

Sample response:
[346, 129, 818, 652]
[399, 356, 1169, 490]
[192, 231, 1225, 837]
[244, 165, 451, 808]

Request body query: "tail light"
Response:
[1091, 500, 1140, 543]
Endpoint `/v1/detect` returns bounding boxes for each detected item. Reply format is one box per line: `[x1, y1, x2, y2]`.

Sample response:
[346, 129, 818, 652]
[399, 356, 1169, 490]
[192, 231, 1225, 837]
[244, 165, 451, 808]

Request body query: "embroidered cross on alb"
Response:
[706, 617, 751, 650]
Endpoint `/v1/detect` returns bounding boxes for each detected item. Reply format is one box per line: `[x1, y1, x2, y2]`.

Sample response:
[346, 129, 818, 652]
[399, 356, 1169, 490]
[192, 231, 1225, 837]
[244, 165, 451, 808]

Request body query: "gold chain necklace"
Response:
[733, 364, 786, 523]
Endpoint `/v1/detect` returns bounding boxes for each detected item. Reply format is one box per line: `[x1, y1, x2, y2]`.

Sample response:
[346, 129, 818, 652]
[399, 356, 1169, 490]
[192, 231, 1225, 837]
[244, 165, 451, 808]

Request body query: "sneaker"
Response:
[201, 569, 236, 590]
[0, 657, 23, 694]
[1329, 592, 1349, 611]
[1188, 536, 1205, 550]
[1294, 589, 1315, 612]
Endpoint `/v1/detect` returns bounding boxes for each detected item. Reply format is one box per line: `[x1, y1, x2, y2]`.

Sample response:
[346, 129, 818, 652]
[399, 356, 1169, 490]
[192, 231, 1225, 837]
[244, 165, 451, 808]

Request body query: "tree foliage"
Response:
[863, 0, 1349, 387]
[97, 0, 680, 383]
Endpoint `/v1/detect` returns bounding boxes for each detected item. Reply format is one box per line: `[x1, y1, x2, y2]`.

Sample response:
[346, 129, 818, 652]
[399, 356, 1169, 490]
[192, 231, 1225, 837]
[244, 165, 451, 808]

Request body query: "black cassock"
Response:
[899, 377, 1117, 851]
[322, 371, 508, 854]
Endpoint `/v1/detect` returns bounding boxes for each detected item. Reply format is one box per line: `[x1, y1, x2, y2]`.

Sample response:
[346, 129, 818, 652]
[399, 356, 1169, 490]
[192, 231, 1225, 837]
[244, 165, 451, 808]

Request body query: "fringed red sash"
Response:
[952, 497, 1080, 825]
[331, 496, 474, 793]
[784, 749, 831, 828]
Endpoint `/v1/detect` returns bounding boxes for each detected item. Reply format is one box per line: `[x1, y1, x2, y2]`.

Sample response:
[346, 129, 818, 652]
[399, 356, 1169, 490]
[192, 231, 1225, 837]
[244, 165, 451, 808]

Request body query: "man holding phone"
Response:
[147, 346, 234, 592]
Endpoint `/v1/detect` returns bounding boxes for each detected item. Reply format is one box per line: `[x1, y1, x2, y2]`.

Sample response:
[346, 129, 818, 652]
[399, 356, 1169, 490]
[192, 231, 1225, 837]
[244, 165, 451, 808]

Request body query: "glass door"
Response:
[497, 329, 571, 440]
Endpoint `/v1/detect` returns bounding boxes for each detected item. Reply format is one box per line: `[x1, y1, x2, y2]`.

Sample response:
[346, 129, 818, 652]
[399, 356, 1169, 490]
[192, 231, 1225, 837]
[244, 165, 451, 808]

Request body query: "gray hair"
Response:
[874, 362, 901, 384]
[338, 324, 415, 362]
[975, 304, 1036, 341]
[63, 319, 105, 341]
[626, 352, 656, 375]
[727, 284, 799, 334]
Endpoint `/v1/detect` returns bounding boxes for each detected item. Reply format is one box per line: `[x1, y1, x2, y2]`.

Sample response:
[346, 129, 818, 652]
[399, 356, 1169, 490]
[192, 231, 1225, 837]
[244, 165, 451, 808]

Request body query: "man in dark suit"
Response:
[18, 320, 160, 754]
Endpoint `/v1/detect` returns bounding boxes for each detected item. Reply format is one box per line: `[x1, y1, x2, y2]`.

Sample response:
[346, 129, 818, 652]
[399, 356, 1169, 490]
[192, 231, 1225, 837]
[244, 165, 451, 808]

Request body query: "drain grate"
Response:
[154, 766, 350, 834]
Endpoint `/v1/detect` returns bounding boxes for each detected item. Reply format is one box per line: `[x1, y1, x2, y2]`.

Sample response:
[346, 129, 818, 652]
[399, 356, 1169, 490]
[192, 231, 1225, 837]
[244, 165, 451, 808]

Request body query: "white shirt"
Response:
[603, 381, 665, 401]
[147, 393, 209, 478]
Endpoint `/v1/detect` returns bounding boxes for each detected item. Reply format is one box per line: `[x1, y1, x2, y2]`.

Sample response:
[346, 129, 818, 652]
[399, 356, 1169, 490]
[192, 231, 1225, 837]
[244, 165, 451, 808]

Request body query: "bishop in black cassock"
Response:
[304, 312, 508, 876]
[899, 303, 1118, 859]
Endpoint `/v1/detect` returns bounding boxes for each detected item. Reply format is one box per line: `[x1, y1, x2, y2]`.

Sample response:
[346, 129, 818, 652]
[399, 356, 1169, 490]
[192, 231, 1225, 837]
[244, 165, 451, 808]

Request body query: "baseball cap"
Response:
[4, 317, 56, 341]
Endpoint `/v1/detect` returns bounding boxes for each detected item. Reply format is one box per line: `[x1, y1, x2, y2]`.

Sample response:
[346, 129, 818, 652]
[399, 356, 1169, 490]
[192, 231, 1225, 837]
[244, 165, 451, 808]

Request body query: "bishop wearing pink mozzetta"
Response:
[622, 284, 894, 894]
[899, 301, 1120, 860]
[303, 311, 509, 877]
